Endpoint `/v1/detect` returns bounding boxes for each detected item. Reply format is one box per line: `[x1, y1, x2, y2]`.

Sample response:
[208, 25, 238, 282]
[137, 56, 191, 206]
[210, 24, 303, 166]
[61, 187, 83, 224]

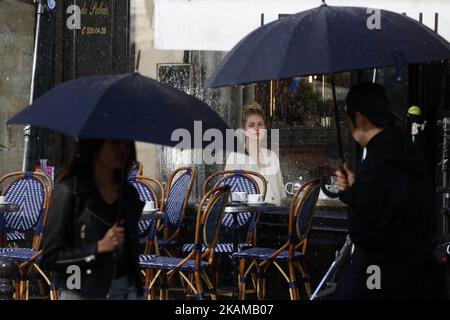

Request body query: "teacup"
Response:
[231, 192, 248, 202]
[248, 194, 263, 203]
[0, 196, 5, 204]
[143, 200, 155, 212]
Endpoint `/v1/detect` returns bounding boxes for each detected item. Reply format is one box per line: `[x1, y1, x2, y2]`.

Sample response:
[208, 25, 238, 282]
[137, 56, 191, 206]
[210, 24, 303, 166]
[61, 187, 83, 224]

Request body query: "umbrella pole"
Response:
[330, 74, 345, 162]
[22, 0, 45, 172]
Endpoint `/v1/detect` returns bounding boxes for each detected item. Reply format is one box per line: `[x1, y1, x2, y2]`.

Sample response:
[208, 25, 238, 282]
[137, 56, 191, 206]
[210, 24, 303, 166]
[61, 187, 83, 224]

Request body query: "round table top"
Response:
[139, 210, 164, 222]
[223, 201, 276, 213]
[0, 203, 20, 214]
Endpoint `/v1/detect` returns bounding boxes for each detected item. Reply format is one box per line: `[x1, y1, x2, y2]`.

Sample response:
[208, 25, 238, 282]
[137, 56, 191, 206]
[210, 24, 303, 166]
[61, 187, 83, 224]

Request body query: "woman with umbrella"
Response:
[40, 139, 144, 300]
[334, 82, 446, 299]
[8, 73, 232, 299]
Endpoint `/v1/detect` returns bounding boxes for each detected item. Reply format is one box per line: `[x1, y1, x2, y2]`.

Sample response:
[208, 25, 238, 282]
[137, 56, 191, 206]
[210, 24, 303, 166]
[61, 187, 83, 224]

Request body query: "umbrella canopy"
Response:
[8, 73, 230, 149]
[208, 4, 450, 87]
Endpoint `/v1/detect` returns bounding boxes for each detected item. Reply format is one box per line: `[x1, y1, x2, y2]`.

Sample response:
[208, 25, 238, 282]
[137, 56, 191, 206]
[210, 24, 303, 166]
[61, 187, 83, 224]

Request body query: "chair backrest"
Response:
[203, 170, 267, 229]
[295, 182, 320, 240]
[162, 167, 196, 239]
[130, 176, 164, 238]
[288, 179, 320, 253]
[0, 171, 51, 249]
[127, 161, 143, 181]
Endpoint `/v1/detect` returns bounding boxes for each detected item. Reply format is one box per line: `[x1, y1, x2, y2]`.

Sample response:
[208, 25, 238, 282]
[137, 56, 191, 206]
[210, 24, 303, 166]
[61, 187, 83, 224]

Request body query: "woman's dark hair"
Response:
[57, 139, 137, 183]
[242, 101, 267, 128]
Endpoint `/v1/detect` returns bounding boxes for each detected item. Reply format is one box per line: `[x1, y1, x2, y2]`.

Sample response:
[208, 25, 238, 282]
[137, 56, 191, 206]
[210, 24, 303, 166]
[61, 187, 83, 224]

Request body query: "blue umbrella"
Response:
[208, 4, 450, 87]
[208, 3, 450, 196]
[8, 73, 230, 149]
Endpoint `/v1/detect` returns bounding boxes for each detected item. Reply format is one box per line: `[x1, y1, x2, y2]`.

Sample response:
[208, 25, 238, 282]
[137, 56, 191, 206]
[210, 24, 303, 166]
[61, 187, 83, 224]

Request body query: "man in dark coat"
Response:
[335, 82, 446, 299]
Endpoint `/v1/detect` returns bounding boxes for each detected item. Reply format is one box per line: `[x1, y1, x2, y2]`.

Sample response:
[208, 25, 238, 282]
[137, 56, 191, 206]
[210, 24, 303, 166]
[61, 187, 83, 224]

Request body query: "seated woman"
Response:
[225, 102, 286, 205]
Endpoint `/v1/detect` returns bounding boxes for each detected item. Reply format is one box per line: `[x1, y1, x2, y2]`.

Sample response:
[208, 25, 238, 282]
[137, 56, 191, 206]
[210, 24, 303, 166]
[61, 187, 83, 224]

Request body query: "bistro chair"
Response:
[181, 170, 266, 293]
[139, 185, 231, 300]
[127, 161, 143, 181]
[155, 167, 196, 255]
[232, 179, 320, 300]
[5, 171, 52, 244]
[129, 175, 165, 253]
[0, 171, 56, 300]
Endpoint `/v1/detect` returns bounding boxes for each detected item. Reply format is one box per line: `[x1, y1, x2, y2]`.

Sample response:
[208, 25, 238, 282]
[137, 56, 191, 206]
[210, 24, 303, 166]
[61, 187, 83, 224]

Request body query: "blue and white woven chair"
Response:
[0, 171, 55, 300]
[127, 161, 143, 181]
[129, 175, 165, 253]
[232, 179, 320, 300]
[156, 167, 196, 255]
[140, 185, 231, 300]
[182, 170, 267, 255]
[4, 171, 53, 245]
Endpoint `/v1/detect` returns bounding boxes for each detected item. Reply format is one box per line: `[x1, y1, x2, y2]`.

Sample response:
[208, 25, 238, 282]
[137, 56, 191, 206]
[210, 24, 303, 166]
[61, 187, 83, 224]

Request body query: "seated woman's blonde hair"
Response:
[242, 101, 267, 128]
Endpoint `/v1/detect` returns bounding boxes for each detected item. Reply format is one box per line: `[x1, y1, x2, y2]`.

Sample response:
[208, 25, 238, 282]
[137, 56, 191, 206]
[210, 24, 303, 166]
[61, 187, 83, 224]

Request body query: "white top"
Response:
[225, 148, 286, 206]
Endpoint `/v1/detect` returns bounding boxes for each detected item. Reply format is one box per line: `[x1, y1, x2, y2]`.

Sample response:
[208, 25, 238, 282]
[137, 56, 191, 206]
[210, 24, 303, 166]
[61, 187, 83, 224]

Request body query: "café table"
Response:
[139, 210, 164, 224]
[196, 200, 276, 299]
[0, 202, 20, 246]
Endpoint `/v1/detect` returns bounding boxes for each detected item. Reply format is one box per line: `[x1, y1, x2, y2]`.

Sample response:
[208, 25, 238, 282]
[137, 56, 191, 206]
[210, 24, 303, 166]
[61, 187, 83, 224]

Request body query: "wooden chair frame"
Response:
[0, 171, 57, 300]
[142, 185, 230, 300]
[237, 179, 320, 300]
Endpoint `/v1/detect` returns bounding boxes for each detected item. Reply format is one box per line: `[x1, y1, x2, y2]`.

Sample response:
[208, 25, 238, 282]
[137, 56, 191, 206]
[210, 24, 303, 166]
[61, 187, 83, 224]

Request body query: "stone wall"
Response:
[0, 0, 34, 178]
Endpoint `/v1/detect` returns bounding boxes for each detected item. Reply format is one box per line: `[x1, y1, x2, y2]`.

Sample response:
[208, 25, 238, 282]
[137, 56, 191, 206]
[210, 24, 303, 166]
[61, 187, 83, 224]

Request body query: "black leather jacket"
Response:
[41, 171, 144, 299]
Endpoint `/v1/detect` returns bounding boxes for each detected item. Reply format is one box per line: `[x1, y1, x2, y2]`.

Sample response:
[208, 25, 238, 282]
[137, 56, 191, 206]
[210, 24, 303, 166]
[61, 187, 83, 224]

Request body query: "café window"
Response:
[255, 73, 353, 195]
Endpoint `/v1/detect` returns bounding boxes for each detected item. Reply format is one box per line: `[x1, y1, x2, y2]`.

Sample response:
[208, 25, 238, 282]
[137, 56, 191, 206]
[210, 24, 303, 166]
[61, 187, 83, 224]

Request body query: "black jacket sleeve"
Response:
[339, 158, 400, 252]
[40, 180, 98, 271]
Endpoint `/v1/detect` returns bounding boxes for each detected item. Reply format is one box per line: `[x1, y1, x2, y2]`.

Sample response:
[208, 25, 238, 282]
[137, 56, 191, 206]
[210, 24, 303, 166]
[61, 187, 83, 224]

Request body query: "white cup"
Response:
[248, 194, 263, 203]
[232, 192, 247, 202]
[143, 200, 155, 212]
[0, 196, 5, 203]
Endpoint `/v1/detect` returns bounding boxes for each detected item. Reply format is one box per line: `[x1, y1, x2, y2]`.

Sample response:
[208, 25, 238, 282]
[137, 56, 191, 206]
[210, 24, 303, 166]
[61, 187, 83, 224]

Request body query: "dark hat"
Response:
[345, 82, 398, 126]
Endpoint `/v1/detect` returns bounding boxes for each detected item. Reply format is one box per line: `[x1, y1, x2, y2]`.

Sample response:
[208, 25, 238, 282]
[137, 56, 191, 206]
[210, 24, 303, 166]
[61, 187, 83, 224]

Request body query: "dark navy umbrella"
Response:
[208, 3, 450, 197]
[8, 73, 229, 149]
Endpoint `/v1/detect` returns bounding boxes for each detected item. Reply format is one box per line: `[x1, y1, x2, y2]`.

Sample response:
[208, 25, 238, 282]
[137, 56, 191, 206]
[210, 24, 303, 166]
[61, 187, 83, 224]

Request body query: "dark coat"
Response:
[40, 170, 144, 299]
[336, 126, 446, 299]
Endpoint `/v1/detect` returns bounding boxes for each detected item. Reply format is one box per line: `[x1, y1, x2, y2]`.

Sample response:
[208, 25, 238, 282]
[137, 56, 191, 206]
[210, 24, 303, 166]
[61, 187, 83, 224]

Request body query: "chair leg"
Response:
[295, 261, 312, 299]
[256, 265, 266, 300]
[14, 280, 20, 300]
[194, 271, 204, 300]
[32, 263, 57, 300]
[239, 258, 246, 300]
[49, 284, 59, 300]
[178, 271, 198, 298]
[23, 280, 30, 300]
[200, 270, 217, 300]
[160, 273, 169, 300]
[145, 269, 161, 300]
[288, 261, 300, 300]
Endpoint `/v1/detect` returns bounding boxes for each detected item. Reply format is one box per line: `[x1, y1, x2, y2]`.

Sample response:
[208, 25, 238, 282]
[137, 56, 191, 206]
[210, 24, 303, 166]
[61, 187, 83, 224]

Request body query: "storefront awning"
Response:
[154, 0, 450, 51]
